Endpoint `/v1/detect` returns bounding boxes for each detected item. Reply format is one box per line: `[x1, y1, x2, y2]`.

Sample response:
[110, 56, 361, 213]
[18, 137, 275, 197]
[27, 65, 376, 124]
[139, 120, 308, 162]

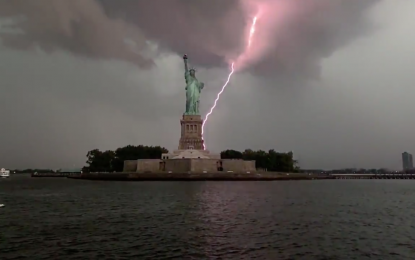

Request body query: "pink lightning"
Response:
[248, 16, 258, 48]
[201, 14, 259, 149]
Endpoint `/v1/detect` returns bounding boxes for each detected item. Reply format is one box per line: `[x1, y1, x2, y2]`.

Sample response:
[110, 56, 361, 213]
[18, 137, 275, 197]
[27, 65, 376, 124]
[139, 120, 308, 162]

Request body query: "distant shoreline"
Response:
[65, 172, 333, 181]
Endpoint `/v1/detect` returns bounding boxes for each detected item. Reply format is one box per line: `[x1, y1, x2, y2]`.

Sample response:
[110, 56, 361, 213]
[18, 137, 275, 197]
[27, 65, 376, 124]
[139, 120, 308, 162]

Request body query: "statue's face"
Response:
[190, 70, 195, 77]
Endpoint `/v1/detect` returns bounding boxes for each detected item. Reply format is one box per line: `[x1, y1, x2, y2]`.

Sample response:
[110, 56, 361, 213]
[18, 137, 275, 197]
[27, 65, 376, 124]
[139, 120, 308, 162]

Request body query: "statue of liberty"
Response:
[183, 54, 204, 115]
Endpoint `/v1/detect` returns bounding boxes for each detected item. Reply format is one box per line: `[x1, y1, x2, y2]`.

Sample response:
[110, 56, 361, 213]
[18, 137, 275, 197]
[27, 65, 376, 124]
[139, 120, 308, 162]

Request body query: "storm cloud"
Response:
[1, 0, 380, 78]
[0, 0, 152, 67]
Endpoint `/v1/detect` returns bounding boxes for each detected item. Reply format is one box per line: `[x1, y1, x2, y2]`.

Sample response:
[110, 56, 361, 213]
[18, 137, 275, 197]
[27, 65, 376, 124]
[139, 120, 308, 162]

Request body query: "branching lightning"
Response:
[201, 14, 259, 149]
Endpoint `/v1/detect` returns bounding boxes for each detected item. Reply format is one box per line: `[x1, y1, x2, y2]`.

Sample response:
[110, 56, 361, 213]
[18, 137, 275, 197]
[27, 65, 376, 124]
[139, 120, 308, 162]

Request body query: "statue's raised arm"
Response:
[183, 54, 189, 73]
[183, 54, 191, 85]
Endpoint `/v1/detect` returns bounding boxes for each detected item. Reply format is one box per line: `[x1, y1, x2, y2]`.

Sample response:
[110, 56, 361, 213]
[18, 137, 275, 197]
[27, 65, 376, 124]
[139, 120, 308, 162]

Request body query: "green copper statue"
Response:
[183, 54, 204, 115]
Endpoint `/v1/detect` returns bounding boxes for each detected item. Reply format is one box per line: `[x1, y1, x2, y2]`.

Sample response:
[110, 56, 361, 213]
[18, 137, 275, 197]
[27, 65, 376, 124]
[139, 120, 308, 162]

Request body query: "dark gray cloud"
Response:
[98, 0, 382, 78]
[0, 0, 152, 67]
[100, 0, 245, 68]
[1, 0, 380, 78]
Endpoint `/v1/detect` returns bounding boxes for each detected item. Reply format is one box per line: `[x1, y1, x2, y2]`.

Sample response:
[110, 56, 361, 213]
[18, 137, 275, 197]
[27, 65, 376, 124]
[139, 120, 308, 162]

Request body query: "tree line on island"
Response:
[6, 148, 397, 174]
[6, 146, 398, 174]
[82, 145, 300, 173]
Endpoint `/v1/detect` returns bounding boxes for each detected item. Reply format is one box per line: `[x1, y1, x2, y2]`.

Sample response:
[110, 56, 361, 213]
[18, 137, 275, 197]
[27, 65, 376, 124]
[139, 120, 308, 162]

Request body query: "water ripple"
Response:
[1, 177, 415, 259]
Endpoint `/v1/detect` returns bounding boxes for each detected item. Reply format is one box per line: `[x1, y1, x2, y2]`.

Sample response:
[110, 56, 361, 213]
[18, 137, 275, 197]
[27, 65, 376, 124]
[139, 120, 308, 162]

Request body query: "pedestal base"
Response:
[178, 114, 204, 150]
[162, 149, 221, 160]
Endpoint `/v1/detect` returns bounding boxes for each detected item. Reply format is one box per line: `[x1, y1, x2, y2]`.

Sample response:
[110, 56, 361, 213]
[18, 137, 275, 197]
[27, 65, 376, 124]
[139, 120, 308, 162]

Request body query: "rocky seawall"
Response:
[67, 172, 334, 181]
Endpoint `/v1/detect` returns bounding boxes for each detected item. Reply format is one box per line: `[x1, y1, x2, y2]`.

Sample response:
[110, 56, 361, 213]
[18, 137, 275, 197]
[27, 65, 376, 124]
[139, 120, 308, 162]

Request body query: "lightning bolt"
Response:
[201, 62, 235, 149]
[248, 16, 258, 48]
[202, 14, 259, 149]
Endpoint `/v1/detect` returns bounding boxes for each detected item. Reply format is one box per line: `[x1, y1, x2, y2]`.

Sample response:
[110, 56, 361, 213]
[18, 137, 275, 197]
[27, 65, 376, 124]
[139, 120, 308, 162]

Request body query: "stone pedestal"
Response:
[178, 114, 204, 150]
[123, 113, 256, 173]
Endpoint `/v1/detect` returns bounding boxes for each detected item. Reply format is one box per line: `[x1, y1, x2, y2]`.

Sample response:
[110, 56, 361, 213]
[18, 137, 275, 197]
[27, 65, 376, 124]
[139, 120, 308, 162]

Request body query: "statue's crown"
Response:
[189, 67, 196, 72]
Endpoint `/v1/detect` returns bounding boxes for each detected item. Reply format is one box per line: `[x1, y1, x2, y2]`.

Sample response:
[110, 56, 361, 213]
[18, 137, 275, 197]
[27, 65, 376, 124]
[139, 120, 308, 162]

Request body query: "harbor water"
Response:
[1, 175, 415, 259]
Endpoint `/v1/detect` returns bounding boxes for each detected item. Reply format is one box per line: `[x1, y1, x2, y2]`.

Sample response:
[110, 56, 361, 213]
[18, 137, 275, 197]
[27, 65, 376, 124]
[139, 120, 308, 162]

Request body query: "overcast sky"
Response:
[0, 0, 414, 170]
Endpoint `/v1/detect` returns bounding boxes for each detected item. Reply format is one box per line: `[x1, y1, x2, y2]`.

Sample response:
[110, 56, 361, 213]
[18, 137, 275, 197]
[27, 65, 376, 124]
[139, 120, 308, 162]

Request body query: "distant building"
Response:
[0, 168, 10, 178]
[402, 152, 413, 171]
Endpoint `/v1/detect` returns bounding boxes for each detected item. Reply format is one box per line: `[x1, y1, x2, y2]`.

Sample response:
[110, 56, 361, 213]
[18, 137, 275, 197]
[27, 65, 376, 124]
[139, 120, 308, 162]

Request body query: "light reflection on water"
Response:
[1, 176, 415, 259]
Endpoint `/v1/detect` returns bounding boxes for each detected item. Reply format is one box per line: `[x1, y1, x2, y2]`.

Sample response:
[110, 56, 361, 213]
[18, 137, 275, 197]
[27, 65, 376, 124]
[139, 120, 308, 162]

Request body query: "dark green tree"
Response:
[111, 145, 168, 172]
[83, 149, 115, 172]
[220, 149, 243, 159]
[220, 148, 299, 172]
[83, 145, 169, 172]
